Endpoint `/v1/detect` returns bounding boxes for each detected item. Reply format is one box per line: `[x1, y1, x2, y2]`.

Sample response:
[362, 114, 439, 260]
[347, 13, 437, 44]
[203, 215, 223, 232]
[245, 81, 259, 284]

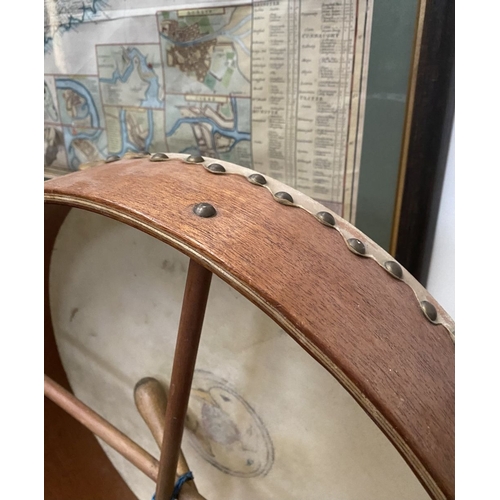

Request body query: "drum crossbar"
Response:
[44, 375, 159, 481]
[156, 259, 213, 500]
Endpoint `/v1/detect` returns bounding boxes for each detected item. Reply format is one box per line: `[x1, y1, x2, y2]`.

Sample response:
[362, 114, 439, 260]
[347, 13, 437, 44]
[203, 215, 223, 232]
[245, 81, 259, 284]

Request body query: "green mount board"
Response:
[356, 0, 419, 251]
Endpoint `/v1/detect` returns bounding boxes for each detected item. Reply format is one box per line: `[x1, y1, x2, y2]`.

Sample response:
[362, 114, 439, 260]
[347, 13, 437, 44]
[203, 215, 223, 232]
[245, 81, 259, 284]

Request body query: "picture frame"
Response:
[356, 0, 454, 283]
[392, 0, 454, 284]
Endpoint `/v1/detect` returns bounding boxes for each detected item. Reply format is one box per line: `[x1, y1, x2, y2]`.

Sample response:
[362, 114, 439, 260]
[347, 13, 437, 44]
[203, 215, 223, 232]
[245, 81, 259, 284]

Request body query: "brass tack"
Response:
[186, 154, 204, 163]
[193, 202, 216, 218]
[206, 163, 226, 173]
[347, 238, 366, 256]
[150, 152, 169, 162]
[421, 301, 438, 323]
[384, 260, 403, 280]
[316, 211, 336, 227]
[274, 191, 294, 204]
[248, 173, 267, 186]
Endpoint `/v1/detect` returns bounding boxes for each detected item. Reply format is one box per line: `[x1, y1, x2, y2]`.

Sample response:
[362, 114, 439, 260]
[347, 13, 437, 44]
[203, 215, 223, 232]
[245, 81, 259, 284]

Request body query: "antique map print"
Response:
[44, 0, 373, 220]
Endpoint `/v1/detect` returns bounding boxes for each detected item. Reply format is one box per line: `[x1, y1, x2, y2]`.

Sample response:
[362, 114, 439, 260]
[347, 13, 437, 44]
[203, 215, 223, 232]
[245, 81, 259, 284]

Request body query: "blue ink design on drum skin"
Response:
[185, 370, 274, 478]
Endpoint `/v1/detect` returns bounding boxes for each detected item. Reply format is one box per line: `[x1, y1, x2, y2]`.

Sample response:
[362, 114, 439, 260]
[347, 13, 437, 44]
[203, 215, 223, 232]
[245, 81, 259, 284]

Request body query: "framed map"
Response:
[44, 0, 454, 280]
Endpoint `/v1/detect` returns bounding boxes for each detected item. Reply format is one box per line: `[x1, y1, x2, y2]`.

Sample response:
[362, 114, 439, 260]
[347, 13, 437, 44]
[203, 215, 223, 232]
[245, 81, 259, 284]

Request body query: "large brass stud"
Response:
[193, 202, 217, 218]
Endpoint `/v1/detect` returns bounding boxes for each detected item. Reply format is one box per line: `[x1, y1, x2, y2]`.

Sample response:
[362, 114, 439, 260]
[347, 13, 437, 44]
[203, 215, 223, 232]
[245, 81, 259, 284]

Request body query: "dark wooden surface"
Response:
[45, 205, 137, 500]
[395, 0, 455, 283]
[45, 159, 454, 499]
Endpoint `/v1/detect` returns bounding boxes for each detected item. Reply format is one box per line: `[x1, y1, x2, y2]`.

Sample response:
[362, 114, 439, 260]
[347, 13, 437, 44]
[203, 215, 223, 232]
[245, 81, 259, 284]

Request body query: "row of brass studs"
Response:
[192, 156, 448, 334]
[102, 152, 450, 337]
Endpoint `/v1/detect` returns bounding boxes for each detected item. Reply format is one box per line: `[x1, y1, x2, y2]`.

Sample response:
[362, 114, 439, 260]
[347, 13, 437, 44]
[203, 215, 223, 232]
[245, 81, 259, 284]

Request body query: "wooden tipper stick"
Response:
[134, 377, 206, 500]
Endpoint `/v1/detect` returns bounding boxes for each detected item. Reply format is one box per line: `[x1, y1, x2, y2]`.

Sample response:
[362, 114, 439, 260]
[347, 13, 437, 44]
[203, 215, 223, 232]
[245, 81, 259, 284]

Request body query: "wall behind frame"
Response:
[426, 120, 454, 318]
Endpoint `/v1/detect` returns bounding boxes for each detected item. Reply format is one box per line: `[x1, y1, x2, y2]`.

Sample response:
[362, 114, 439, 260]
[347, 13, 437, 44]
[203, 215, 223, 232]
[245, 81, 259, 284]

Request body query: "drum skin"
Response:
[44, 156, 454, 499]
[44, 204, 138, 500]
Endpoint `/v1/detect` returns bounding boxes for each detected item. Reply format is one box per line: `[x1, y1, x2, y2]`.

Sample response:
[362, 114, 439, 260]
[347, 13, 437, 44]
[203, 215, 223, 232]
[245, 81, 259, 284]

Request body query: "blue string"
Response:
[171, 471, 194, 499]
[151, 471, 194, 500]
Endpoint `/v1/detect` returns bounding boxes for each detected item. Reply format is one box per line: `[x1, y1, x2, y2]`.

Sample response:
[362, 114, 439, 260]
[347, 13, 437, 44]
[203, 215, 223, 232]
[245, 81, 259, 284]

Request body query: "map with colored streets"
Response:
[44, 4, 253, 175]
[97, 45, 164, 109]
[97, 45, 166, 155]
[159, 7, 252, 166]
[51, 75, 107, 173]
[159, 7, 251, 96]
[104, 107, 165, 156]
[165, 95, 251, 167]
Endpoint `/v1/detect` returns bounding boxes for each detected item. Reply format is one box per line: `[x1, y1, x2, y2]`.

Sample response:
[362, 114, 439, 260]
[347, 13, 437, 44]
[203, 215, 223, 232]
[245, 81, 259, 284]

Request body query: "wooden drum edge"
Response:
[44, 155, 454, 499]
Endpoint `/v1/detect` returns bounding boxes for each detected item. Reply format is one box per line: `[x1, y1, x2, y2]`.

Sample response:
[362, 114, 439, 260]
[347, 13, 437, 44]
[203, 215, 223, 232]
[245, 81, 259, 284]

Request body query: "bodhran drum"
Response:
[44, 155, 455, 500]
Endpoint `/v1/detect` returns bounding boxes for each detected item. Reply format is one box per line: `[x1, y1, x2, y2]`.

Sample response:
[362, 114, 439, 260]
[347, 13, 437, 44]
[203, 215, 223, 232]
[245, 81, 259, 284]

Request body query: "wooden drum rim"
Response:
[44, 154, 455, 500]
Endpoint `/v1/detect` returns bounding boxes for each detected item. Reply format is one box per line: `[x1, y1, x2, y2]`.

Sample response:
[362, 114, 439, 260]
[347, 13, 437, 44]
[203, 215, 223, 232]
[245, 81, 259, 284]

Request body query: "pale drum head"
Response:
[49, 208, 430, 500]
